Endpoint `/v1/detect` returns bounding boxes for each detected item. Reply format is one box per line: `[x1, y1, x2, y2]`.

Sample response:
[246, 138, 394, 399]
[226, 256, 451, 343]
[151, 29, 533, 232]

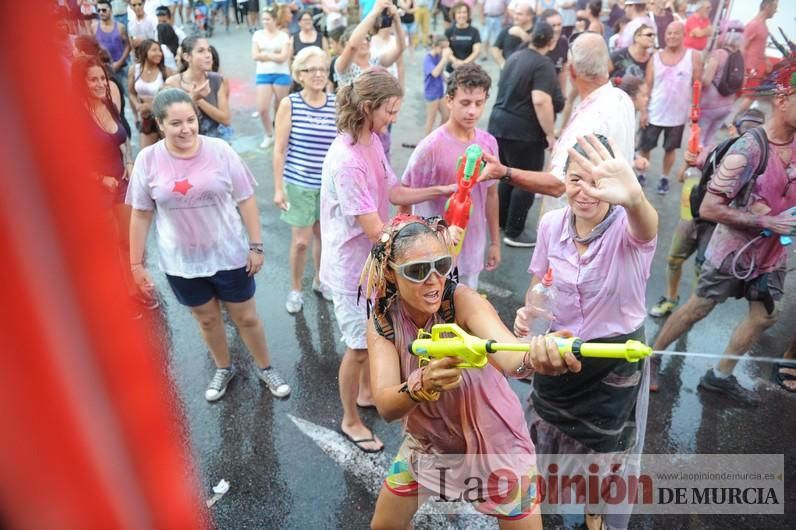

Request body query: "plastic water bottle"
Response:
[524, 268, 557, 339]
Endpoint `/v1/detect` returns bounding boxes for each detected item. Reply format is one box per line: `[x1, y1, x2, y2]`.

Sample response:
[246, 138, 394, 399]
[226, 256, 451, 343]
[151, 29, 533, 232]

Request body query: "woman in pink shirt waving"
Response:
[515, 134, 658, 530]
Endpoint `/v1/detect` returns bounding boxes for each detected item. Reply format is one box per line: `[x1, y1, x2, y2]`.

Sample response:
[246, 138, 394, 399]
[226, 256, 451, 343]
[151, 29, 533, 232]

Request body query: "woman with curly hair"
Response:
[362, 215, 546, 529]
[319, 68, 403, 454]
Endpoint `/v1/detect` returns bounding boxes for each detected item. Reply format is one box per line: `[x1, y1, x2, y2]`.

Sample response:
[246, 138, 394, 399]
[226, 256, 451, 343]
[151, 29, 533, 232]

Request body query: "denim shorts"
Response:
[256, 73, 292, 86]
[166, 267, 255, 307]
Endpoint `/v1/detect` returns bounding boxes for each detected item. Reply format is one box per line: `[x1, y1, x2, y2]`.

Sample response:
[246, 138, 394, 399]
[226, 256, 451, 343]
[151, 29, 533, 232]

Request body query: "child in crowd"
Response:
[422, 35, 452, 137]
[616, 76, 652, 183]
[326, 25, 346, 93]
[391, 63, 501, 289]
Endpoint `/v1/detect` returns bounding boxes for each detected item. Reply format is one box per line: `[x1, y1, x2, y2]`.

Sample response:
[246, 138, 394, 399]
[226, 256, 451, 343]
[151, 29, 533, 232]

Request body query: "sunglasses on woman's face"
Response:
[390, 256, 453, 283]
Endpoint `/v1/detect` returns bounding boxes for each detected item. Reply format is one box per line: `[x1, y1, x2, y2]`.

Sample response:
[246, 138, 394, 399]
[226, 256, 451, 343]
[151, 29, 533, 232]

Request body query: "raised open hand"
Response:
[567, 135, 644, 209]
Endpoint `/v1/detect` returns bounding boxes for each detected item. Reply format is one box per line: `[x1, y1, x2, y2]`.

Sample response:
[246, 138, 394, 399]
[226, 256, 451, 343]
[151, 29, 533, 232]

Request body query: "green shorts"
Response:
[280, 182, 321, 227]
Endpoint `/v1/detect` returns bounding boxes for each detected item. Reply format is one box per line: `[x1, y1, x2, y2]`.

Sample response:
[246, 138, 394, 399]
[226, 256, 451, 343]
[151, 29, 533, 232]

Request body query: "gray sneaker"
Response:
[285, 290, 304, 314]
[259, 368, 291, 398]
[698, 368, 760, 406]
[205, 367, 235, 402]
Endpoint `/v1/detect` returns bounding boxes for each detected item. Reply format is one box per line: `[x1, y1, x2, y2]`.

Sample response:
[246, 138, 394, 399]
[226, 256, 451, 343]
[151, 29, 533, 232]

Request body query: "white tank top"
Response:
[134, 63, 165, 100]
[648, 49, 694, 127]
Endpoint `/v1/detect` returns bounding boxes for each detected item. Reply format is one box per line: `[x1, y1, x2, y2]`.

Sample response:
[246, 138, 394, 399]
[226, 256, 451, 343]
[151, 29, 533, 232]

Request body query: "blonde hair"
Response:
[291, 46, 330, 82]
[336, 68, 403, 143]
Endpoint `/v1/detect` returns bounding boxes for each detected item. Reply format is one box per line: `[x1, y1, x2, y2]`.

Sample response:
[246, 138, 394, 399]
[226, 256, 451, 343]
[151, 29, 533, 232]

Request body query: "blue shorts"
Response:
[166, 267, 255, 307]
[256, 73, 292, 86]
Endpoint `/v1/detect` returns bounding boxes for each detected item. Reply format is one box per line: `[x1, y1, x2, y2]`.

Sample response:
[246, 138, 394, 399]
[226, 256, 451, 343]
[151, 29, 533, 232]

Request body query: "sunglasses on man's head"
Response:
[390, 256, 453, 283]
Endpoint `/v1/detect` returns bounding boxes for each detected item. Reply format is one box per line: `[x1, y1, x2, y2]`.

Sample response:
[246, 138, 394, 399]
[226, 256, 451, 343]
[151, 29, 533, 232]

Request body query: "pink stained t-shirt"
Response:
[401, 126, 498, 277]
[705, 133, 796, 275]
[126, 137, 257, 278]
[320, 132, 398, 295]
[529, 207, 657, 341]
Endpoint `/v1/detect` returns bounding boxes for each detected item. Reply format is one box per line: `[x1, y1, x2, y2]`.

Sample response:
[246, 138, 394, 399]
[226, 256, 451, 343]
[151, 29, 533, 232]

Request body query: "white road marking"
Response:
[478, 280, 514, 300]
[287, 414, 498, 529]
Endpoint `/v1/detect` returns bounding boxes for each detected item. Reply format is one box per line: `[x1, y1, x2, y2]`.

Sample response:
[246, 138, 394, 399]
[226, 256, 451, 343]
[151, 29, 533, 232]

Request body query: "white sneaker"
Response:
[251, 110, 260, 118]
[285, 290, 304, 314]
[258, 368, 291, 398]
[205, 367, 235, 402]
[312, 278, 332, 301]
[260, 135, 273, 149]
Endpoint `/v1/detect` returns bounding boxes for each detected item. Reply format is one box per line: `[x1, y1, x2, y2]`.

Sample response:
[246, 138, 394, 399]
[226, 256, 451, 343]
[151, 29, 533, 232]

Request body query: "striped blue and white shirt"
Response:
[284, 92, 337, 189]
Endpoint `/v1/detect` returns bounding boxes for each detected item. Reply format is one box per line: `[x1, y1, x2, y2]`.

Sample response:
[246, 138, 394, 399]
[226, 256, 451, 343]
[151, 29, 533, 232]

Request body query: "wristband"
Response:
[511, 350, 534, 379]
[500, 166, 512, 183]
[404, 367, 440, 402]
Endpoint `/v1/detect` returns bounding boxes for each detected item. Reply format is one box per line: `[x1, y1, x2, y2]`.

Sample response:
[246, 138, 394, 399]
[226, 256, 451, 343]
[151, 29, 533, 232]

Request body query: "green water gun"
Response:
[408, 323, 653, 369]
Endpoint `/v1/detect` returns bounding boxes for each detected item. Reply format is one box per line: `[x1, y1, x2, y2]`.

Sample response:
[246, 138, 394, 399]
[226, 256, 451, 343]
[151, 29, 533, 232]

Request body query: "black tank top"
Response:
[292, 30, 323, 55]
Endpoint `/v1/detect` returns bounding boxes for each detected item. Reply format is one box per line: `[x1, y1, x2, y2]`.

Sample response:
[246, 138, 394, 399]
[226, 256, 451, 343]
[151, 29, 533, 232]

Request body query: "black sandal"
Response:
[774, 362, 796, 393]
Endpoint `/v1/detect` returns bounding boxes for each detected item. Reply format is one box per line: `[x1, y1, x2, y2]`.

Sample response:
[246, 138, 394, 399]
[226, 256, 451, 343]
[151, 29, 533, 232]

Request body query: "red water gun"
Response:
[687, 80, 702, 158]
[444, 144, 484, 254]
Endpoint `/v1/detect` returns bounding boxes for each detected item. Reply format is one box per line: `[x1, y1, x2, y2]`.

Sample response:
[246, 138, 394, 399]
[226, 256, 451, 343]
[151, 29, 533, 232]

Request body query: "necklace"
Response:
[88, 101, 113, 133]
[180, 69, 207, 87]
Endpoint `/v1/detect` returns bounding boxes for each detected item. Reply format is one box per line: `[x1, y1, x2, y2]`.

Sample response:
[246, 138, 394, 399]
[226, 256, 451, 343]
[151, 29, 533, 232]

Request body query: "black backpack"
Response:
[689, 127, 768, 221]
[713, 48, 745, 97]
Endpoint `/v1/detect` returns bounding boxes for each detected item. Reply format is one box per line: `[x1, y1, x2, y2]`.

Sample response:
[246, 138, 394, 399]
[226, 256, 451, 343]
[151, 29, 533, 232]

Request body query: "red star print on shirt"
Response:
[172, 178, 193, 196]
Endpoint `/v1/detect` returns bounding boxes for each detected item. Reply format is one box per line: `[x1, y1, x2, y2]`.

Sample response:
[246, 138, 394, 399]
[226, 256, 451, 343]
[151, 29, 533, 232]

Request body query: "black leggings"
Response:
[496, 138, 547, 238]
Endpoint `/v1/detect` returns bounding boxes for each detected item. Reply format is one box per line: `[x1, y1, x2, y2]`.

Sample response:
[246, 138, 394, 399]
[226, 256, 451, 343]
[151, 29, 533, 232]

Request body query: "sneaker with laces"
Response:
[312, 278, 332, 301]
[656, 177, 670, 195]
[503, 231, 536, 248]
[260, 135, 273, 149]
[649, 296, 679, 317]
[698, 368, 760, 406]
[205, 367, 236, 402]
[259, 368, 291, 398]
[285, 290, 304, 314]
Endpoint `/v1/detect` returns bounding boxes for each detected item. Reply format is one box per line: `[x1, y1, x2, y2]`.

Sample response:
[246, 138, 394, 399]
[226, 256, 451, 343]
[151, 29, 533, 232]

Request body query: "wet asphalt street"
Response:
[136, 24, 795, 530]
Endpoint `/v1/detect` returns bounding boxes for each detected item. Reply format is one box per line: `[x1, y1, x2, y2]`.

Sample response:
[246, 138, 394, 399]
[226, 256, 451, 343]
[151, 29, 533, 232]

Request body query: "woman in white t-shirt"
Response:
[252, 6, 292, 148]
[128, 87, 292, 403]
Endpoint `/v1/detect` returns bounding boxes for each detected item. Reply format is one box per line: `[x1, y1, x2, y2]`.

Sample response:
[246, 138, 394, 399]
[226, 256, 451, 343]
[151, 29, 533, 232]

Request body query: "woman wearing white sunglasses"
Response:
[361, 214, 557, 530]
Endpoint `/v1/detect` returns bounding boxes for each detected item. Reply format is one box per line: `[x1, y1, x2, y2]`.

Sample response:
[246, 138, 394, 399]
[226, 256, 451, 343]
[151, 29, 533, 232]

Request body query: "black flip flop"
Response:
[774, 363, 796, 393]
[356, 401, 377, 410]
[340, 429, 384, 454]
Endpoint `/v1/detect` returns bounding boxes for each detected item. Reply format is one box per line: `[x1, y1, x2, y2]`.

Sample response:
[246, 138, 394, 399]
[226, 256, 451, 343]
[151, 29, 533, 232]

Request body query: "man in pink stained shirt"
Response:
[738, 0, 778, 112]
[390, 64, 501, 289]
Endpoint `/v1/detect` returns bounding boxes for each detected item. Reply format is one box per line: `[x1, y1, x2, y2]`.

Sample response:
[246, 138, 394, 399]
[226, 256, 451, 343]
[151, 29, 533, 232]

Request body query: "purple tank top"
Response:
[95, 22, 125, 63]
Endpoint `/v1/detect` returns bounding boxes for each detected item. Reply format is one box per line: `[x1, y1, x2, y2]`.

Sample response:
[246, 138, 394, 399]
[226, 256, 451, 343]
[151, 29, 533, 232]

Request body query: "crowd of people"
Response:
[60, 0, 795, 527]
